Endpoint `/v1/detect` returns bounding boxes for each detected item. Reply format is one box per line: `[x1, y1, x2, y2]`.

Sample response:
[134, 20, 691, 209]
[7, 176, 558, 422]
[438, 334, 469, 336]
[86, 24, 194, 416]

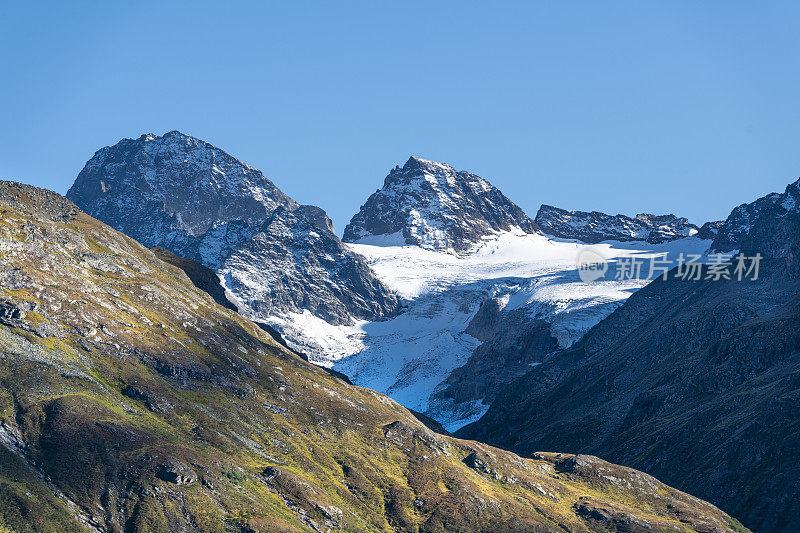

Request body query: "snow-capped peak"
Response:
[400, 155, 455, 175]
[66, 132, 401, 332]
[344, 157, 539, 252]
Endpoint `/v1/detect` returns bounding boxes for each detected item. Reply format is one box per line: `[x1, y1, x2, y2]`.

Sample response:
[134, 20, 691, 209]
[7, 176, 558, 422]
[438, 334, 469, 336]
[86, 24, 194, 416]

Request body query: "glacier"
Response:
[270, 230, 713, 432]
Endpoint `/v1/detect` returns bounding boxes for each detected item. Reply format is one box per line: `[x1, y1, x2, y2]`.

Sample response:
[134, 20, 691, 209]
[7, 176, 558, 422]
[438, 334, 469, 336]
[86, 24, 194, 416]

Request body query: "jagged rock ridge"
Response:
[711, 177, 800, 262]
[534, 204, 713, 244]
[66, 131, 400, 333]
[343, 156, 539, 252]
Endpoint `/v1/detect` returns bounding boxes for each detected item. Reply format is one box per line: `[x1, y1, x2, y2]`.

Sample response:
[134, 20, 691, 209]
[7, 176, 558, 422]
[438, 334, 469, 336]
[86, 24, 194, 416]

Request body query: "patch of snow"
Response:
[350, 231, 408, 247]
[265, 310, 367, 365]
[432, 399, 491, 433]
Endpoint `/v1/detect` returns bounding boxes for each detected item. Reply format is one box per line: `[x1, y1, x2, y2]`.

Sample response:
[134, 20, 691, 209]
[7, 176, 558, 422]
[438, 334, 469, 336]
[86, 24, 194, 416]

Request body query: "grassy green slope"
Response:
[0, 181, 746, 532]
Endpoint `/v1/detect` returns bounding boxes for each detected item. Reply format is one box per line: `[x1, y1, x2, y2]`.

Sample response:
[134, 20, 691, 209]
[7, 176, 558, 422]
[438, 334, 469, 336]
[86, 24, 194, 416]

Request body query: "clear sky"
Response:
[2, 2, 800, 234]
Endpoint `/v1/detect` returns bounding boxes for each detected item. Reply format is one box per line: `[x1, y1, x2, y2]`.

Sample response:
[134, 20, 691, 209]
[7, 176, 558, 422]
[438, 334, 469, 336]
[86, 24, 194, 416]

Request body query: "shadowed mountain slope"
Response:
[461, 179, 800, 532]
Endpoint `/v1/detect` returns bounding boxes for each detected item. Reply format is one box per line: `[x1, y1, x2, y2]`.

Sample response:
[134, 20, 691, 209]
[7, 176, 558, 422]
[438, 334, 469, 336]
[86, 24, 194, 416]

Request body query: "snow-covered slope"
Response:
[273, 230, 713, 431]
[67, 131, 401, 328]
[343, 157, 539, 252]
[331, 159, 719, 430]
[68, 140, 720, 433]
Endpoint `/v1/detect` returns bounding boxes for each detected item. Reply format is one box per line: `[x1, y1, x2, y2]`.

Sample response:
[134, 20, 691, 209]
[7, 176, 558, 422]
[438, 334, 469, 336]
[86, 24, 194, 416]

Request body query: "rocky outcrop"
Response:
[158, 461, 198, 485]
[66, 131, 400, 329]
[215, 206, 399, 326]
[0, 180, 80, 222]
[296, 204, 335, 234]
[534, 204, 703, 243]
[343, 156, 539, 252]
[696, 220, 726, 240]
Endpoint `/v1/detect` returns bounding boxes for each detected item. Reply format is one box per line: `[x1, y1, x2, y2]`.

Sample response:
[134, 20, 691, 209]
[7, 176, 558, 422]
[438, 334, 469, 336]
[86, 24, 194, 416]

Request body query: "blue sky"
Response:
[2, 2, 799, 234]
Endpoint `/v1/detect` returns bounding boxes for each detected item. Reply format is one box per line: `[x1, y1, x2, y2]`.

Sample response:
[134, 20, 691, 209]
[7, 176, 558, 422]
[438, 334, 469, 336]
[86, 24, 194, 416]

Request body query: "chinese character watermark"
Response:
[576, 249, 762, 283]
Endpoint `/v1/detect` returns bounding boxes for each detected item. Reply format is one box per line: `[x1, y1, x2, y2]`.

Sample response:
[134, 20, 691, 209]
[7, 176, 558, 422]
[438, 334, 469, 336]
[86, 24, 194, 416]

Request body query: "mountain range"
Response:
[331, 158, 716, 430]
[61, 132, 727, 435]
[0, 181, 746, 532]
[3, 129, 796, 531]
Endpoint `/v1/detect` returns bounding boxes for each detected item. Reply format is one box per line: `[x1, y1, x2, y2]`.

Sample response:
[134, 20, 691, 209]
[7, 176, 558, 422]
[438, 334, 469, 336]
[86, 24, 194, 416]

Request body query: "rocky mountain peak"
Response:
[343, 157, 539, 252]
[68, 130, 296, 239]
[296, 204, 335, 234]
[399, 155, 451, 173]
[66, 132, 400, 338]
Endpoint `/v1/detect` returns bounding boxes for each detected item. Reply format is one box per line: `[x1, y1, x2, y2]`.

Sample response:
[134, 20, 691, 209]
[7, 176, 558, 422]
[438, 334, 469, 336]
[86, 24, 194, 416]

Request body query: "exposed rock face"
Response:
[696, 220, 726, 240]
[66, 131, 400, 327]
[67, 131, 297, 239]
[215, 206, 398, 326]
[158, 461, 197, 485]
[0, 180, 745, 532]
[431, 296, 559, 422]
[0, 180, 80, 222]
[343, 156, 539, 252]
[712, 178, 800, 260]
[534, 204, 703, 243]
[296, 204, 335, 234]
[461, 179, 800, 533]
